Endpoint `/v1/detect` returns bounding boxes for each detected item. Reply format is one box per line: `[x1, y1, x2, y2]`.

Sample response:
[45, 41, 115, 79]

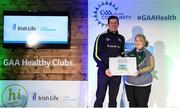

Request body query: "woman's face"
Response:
[135, 36, 146, 50]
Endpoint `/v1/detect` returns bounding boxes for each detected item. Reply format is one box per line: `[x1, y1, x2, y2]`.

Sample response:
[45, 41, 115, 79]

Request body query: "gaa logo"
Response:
[2, 84, 28, 107]
[93, 1, 119, 27]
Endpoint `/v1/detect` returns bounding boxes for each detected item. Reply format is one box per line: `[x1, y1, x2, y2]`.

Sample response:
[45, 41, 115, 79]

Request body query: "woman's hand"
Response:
[132, 71, 140, 77]
[105, 69, 112, 77]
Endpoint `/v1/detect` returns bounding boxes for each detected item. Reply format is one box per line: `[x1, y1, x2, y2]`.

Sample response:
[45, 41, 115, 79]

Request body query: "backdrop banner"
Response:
[88, 0, 180, 107]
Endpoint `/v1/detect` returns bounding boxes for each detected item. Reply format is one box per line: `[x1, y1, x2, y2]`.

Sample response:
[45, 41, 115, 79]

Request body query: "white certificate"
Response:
[109, 57, 137, 76]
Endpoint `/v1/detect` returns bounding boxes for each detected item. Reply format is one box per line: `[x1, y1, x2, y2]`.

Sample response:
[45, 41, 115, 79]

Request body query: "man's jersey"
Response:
[93, 29, 125, 70]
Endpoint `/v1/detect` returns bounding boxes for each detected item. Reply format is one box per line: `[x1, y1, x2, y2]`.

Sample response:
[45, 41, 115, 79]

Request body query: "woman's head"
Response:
[134, 34, 148, 50]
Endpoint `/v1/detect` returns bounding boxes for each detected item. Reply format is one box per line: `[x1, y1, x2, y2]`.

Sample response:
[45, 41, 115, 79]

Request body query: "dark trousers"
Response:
[125, 84, 151, 107]
[94, 68, 121, 108]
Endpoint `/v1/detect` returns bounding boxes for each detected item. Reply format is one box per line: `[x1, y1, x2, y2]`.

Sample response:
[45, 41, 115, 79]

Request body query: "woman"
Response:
[125, 34, 155, 107]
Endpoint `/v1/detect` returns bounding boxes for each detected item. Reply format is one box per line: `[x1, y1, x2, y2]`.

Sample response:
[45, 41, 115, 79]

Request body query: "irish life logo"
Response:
[12, 24, 16, 31]
[2, 84, 28, 107]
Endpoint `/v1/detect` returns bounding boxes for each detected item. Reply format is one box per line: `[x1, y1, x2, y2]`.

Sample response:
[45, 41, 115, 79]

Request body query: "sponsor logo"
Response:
[118, 38, 122, 42]
[93, 1, 118, 27]
[12, 24, 56, 32]
[2, 84, 28, 107]
[32, 92, 77, 102]
[105, 37, 111, 41]
[93, 1, 132, 27]
[107, 44, 120, 48]
[12, 24, 36, 31]
[12, 24, 16, 31]
[118, 64, 128, 71]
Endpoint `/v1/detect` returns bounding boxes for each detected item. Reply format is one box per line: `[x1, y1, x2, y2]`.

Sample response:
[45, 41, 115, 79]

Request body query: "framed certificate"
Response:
[109, 57, 137, 76]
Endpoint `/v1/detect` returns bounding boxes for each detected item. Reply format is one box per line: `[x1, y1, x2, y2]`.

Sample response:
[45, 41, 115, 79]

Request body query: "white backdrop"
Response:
[88, 0, 180, 107]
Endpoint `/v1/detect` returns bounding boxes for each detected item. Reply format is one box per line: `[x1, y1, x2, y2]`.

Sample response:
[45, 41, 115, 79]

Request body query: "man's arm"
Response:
[120, 36, 125, 57]
[93, 35, 108, 70]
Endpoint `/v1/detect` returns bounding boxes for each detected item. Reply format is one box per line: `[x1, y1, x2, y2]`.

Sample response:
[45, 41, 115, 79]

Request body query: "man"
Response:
[93, 16, 125, 107]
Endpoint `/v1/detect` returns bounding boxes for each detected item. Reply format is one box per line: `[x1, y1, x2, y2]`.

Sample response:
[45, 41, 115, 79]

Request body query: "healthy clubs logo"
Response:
[2, 84, 28, 107]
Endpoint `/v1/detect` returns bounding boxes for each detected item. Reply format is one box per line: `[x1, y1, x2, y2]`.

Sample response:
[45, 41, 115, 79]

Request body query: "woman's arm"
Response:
[139, 56, 155, 74]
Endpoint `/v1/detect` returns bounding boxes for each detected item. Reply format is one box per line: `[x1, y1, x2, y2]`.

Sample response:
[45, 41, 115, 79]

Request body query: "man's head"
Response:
[107, 16, 119, 32]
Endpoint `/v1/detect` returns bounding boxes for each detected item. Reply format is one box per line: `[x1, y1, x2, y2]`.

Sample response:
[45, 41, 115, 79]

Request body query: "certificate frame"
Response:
[109, 57, 137, 76]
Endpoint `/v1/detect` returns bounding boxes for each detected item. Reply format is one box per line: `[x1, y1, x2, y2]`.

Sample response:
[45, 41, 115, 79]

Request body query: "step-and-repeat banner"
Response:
[88, 0, 180, 107]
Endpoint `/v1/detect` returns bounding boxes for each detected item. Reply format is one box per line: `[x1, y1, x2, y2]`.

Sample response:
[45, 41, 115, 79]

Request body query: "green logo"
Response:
[118, 64, 128, 71]
[2, 84, 28, 107]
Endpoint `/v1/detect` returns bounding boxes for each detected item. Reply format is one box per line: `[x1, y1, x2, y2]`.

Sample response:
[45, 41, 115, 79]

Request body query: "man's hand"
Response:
[105, 69, 112, 77]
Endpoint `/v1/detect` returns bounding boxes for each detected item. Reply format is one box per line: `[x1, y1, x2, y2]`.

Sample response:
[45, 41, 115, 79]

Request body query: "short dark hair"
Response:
[108, 16, 119, 24]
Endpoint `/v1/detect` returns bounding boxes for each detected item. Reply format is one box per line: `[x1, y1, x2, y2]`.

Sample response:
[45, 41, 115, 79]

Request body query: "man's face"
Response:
[108, 19, 119, 32]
